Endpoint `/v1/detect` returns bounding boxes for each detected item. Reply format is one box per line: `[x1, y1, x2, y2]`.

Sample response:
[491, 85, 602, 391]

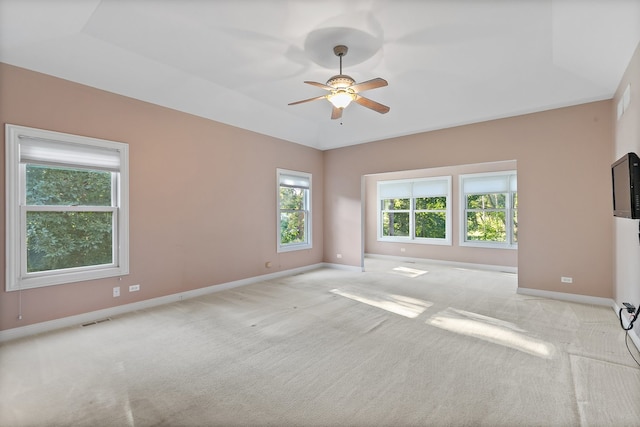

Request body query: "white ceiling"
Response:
[1, 0, 639, 150]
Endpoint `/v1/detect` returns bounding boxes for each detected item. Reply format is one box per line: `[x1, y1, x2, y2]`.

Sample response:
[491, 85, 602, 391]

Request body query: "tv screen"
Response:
[612, 152, 640, 219]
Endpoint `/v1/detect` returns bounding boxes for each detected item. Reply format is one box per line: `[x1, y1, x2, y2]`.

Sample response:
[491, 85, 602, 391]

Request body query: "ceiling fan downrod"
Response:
[334, 45, 348, 75]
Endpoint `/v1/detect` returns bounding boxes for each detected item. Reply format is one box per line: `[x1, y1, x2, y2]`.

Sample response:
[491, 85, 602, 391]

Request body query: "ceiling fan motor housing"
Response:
[327, 75, 355, 89]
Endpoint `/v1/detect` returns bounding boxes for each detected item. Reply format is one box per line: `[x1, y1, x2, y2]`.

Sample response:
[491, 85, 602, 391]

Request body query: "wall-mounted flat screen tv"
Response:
[612, 152, 640, 219]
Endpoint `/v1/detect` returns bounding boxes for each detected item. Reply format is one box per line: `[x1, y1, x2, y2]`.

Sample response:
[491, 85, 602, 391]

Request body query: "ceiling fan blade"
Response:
[354, 95, 390, 114]
[331, 106, 343, 120]
[350, 78, 388, 93]
[288, 95, 327, 106]
[304, 81, 334, 91]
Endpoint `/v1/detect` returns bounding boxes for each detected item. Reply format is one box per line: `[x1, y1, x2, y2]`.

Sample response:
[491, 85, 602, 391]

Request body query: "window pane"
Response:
[466, 211, 506, 242]
[466, 193, 506, 209]
[512, 192, 518, 243]
[415, 212, 446, 239]
[26, 211, 113, 272]
[26, 165, 112, 206]
[382, 212, 410, 237]
[279, 187, 305, 210]
[280, 211, 306, 244]
[415, 196, 446, 210]
[381, 198, 410, 210]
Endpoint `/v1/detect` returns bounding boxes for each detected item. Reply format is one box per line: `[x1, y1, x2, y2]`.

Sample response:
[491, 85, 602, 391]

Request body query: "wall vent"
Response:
[81, 318, 112, 327]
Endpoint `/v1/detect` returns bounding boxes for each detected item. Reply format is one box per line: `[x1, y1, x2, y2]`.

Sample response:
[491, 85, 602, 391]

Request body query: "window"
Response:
[277, 169, 311, 252]
[5, 124, 129, 291]
[460, 171, 517, 248]
[378, 177, 452, 245]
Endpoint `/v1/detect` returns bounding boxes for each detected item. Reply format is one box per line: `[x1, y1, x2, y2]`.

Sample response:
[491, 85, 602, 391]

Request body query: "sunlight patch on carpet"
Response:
[426, 307, 556, 359]
[391, 266, 428, 278]
[330, 288, 433, 318]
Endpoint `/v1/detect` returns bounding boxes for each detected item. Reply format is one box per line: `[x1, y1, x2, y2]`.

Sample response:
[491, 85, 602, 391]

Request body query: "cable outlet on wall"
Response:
[113, 286, 120, 297]
[561, 276, 573, 284]
[129, 284, 140, 292]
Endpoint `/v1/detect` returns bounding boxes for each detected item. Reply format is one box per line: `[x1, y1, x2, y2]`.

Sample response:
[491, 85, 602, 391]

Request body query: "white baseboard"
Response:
[322, 262, 363, 272]
[365, 253, 518, 274]
[0, 263, 326, 343]
[516, 287, 614, 307]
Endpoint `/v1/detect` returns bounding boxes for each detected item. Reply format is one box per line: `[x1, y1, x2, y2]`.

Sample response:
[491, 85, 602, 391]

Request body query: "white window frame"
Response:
[459, 171, 517, 249]
[5, 124, 129, 291]
[277, 168, 312, 252]
[377, 176, 452, 246]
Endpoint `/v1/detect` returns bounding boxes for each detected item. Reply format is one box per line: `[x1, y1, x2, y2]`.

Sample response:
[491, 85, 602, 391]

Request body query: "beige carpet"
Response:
[1, 258, 639, 426]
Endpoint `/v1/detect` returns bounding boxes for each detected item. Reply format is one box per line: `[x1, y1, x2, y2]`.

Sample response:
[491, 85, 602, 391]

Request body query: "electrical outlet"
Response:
[129, 284, 140, 292]
[561, 276, 573, 284]
[113, 287, 120, 297]
[400, 248, 406, 252]
[336, 253, 342, 259]
[623, 302, 636, 313]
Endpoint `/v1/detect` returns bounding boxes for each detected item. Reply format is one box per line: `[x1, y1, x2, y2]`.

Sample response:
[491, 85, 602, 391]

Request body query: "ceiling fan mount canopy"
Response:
[333, 44, 349, 57]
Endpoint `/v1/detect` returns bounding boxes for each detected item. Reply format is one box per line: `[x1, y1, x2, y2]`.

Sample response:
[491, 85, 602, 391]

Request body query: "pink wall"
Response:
[364, 161, 518, 267]
[612, 42, 640, 340]
[0, 63, 324, 331]
[325, 101, 614, 298]
[0, 57, 623, 332]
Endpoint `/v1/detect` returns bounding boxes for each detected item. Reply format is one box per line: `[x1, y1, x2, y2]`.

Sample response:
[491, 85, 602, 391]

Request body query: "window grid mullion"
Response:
[20, 205, 27, 278]
[410, 198, 415, 240]
[24, 205, 116, 212]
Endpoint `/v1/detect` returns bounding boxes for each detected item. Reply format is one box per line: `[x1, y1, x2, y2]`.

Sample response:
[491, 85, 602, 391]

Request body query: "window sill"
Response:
[7, 265, 129, 292]
[377, 237, 452, 246]
[459, 241, 518, 250]
[277, 243, 312, 253]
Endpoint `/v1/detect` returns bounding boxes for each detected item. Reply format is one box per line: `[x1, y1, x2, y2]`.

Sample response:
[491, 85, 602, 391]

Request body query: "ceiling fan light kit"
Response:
[289, 45, 389, 120]
[327, 90, 355, 109]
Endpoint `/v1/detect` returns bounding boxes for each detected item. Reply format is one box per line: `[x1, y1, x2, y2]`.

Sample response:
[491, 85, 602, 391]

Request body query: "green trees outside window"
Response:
[381, 198, 410, 237]
[465, 193, 507, 242]
[25, 165, 115, 273]
[463, 173, 517, 246]
[465, 192, 518, 244]
[381, 197, 447, 239]
[379, 177, 450, 244]
[415, 196, 447, 239]
[279, 186, 307, 245]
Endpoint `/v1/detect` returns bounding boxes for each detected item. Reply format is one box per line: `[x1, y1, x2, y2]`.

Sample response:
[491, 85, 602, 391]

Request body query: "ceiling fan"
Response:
[289, 45, 390, 120]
